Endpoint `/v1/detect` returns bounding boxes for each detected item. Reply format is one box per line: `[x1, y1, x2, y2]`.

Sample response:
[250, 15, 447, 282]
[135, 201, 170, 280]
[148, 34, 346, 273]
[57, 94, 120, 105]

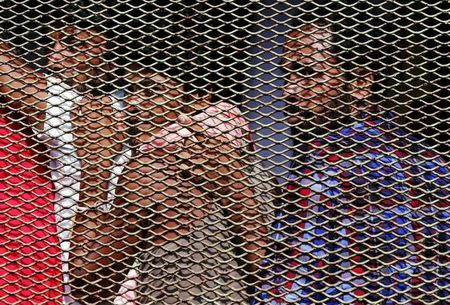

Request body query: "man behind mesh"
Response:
[252, 2, 449, 304]
[69, 6, 269, 301]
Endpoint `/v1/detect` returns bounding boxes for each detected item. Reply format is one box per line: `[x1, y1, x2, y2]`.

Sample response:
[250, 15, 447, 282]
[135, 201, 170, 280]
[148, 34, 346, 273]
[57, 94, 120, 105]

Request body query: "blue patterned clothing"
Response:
[252, 114, 449, 304]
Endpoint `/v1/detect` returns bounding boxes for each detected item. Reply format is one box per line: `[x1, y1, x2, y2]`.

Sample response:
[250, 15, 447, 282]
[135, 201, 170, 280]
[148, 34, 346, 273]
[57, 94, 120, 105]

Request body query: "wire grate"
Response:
[0, 0, 448, 304]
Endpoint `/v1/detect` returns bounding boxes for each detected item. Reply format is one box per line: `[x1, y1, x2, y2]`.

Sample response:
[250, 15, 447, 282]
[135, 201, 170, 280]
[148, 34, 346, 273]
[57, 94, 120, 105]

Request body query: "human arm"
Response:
[69, 207, 142, 304]
[140, 101, 250, 152]
[0, 42, 47, 123]
[72, 94, 125, 208]
[69, 94, 131, 303]
[185, 102, 265, 271]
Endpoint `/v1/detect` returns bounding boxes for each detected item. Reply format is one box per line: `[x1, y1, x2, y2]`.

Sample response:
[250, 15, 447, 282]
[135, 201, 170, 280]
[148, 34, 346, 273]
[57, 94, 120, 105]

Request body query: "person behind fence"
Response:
[0, 2, 127, 303]
[68, 47, 268, 304]
[252, 5, 449, 305]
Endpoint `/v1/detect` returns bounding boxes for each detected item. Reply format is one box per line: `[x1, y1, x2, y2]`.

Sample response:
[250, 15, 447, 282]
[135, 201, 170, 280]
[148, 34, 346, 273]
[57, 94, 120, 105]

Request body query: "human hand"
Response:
[137, 102, 248, 196]
[139, 102, 248, 153]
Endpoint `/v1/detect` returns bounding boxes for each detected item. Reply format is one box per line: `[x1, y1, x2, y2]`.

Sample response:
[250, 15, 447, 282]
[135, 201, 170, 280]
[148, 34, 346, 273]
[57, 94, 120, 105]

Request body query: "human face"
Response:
[48, 26, 107, 82]
[126, 69, 184, 128]
[283, 26, 345, 124]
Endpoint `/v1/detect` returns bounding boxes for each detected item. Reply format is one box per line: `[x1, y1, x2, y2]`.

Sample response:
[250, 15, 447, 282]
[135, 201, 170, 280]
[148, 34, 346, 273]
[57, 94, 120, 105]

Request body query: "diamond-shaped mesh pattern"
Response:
[0, 0, 448, 304]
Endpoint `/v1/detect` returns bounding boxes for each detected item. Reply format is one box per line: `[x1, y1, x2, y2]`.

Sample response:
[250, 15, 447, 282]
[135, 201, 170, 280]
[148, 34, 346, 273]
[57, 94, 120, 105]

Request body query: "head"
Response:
[119, 6, 212, 130]
[43, 1, 117, 92]
[48, 25, 109, 85]
[283, 23, 374, 126]
[124, 61, 185, 129]
[283, 0, 396, 130]
[123, 57, 217, 139]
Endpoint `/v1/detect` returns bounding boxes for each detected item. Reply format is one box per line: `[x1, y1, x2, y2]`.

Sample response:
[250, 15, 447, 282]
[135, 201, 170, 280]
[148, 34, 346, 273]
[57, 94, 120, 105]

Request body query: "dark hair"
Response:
[39, 0, 121, 94]
[115, 0, 252, 103]
[113, 0, 216, 98]
[112, 0, 186, 91]
[291, 0, 395, 74]
[41, 0, 117, 36]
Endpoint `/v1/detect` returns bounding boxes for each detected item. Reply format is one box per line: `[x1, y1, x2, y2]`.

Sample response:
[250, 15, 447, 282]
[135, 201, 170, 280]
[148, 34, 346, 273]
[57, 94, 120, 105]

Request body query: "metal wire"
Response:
[0, 0, 448, 304]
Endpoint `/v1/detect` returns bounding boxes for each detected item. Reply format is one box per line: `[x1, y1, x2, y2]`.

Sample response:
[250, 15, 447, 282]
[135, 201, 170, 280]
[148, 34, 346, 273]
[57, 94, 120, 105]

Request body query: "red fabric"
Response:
[0, 114, 62, 305]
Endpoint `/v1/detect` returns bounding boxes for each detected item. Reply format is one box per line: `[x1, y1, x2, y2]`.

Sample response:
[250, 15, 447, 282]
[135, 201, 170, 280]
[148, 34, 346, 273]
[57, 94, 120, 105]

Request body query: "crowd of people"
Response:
[0, 1, 448, 305]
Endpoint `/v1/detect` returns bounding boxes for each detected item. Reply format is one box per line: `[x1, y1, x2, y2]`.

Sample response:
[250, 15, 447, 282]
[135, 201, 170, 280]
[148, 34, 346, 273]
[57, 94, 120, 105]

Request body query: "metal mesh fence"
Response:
[0, 0, 448, 304]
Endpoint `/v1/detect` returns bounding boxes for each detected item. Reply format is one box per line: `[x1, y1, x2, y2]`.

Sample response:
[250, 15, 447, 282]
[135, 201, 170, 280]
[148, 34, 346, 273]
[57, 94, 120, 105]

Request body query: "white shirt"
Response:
[35, 76, 131, 302]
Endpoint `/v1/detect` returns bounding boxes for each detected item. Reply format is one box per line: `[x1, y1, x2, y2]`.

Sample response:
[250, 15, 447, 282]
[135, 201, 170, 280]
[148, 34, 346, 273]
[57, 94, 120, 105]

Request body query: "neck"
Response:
[51, 70, 106, 95]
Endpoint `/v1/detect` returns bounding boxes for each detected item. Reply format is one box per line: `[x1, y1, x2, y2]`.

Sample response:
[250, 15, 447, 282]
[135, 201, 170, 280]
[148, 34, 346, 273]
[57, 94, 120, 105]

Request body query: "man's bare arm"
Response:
[69, 151, 182, 304]
[0, 43, 47, 122]
[72, 95, 125, 207]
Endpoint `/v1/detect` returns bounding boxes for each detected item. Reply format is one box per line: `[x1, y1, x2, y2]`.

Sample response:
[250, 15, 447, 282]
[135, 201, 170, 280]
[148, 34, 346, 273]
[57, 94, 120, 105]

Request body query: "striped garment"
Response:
[252, 113, 449, 305]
